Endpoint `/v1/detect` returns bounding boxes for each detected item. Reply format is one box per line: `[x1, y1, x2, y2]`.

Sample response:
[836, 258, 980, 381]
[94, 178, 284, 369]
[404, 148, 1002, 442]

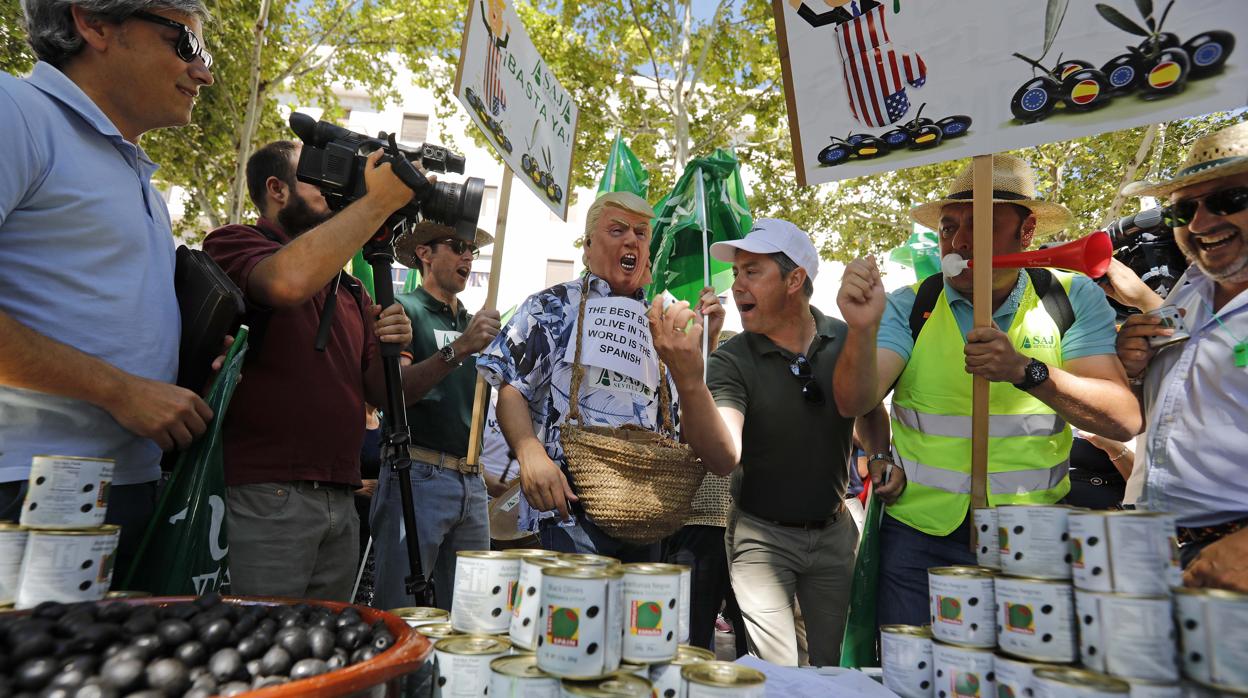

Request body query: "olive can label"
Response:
[993, 653, 1045, 698]
[0, 527, 28, 606]
[995, 577, 1076, 663]
[880, 629, 933, 698]
[1031, 675, 1124, 698]
[452, 553, 522, 634]
[998, 506, 1072, 580]
[1175, 590, 1248, 689]
[677, 565, 691, 645]
[20, 456, 114, 529]
[973, 508, 1000, 570]
[649, 663, 682, 698]
[1069, 513, 1112, 592]
[537, 574, 622, 678]
[685, 681, 765, 698]
[928, 570, 996, 648]
[511, 558, 556, 650]
[1078, 591, 1178, 682]
[1069, 513, 1177, 595]
[15, 527, 119, 609]
[435, 646, 507, 697]
[488, 670, 560, 698]
[621, 569, 681, 663]
[932, 641, 995, 698]
[1125, 681, 1183, 698]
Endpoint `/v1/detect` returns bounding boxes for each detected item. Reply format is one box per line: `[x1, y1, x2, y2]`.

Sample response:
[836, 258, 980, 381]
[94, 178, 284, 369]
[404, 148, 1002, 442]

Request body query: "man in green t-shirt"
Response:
[651, 218, 889, 666]
[370, 224, 501, 611]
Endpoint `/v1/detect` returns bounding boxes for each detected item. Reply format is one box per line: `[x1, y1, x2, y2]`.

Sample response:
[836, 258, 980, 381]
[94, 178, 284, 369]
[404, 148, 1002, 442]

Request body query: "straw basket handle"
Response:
[566, 276, 676, 436]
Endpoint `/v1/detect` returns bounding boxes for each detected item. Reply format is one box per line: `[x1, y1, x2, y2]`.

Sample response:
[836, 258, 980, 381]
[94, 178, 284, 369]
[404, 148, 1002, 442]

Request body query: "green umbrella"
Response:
[597, 133, 650, 200]
[646, 148, 752, 308]
[888, 231, 941, 282]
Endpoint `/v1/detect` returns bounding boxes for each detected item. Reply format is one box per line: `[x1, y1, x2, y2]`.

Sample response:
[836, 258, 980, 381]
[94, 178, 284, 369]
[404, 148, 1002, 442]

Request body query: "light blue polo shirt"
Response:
[0, 63, 180, 486]
[877, 271, 1119, 363]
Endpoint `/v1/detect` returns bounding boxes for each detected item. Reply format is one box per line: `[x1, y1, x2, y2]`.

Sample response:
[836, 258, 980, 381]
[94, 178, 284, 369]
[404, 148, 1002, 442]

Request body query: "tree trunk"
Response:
[1100, 124, 1159, 228]
[228, 0, 275, 223]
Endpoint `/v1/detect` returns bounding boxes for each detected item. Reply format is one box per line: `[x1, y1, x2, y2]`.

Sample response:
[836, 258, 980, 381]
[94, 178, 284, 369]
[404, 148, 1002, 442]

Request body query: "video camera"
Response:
[289, 112, 485, 240]
[1102, 206, 1189, 301]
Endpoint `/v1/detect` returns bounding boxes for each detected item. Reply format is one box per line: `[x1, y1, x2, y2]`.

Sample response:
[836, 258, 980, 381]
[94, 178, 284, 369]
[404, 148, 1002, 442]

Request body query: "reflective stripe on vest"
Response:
[891, 404, 1067, 439]
[886, 271, 1075, 537]
[895, 449, 1070, 495]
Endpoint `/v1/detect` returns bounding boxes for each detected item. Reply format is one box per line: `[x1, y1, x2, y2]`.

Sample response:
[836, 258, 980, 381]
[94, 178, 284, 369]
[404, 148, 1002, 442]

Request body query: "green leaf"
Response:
[1096, 3, 1150, 36]
[1042, 0, 1070, 59]
[1134, 0, 1154, 23]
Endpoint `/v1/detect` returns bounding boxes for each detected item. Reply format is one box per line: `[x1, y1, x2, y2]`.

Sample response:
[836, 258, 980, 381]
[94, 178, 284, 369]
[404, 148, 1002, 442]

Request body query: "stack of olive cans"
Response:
[1, 456, 121, 611]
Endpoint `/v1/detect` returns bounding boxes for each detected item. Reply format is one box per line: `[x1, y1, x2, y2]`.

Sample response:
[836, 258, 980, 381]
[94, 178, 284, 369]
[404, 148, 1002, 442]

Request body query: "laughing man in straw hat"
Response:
[833, 154, 1139, 626]
[1117, 119, 1248, 593]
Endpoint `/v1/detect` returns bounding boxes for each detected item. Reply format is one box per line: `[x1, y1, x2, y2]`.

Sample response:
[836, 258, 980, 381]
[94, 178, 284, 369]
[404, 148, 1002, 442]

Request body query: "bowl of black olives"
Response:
[0, 593, 432, 697]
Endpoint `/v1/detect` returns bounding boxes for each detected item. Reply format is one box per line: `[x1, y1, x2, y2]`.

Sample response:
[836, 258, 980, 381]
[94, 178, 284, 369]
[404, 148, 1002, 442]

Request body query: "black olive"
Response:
[308, 627, 335, 660]
[11, 632, 54, 662]
[246, 658, 264, 678]
[208, 647, 243, 682]
[236, 633, 269, 661]
[336, 626, 364, 651]
[42, 686, 76, 698]
[107, 646, 149, 665]
[156, 619, 194, 647]
[326, 650, 348, 670]
[371, 630, 395, 652]
[72, 678, 119, 698]
[334, 610, 361, 629]
[121, 612, 156, 637]
[313, 615, 336, 630]
[145, 657, 190, 696]
[257, 618, 278, 636]
[61, 654, 99, 675]
[188, 673, 217, 692]
[260, 645, 292, 677]
[56, 610, 96, 637]
[290, 658, 329, 681]
[163, 603, 199, 621]
[276, 627, 310, 660]
[125, 691, 167, 698]
[69, 623, 121, 653]
[218, 681, 252, 696]
[174, 640, 209, 667]
[95, 603, 131, 624]
[15, 658, 59, 690]
[350, 646, 379, 664]
[31, 601, 68, 619]
[194, 592, 223, 610]
[252, 675, 288, 690]
[198, 617, 231, 648]
[184, 687, 215, 698]
[278, 610, 302, 628]
[129, 634, 163, 658]
[232, 614, 257, 638]
[49, 666, 88, 689]
[98, 656, 145, 692]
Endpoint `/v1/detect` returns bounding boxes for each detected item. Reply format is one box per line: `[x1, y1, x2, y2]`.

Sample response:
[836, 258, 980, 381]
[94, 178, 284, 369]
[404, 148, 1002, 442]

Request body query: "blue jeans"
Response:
[877, 511, 976, 627]
[370, 459, 489, 612]
[538, 508, 660, 562]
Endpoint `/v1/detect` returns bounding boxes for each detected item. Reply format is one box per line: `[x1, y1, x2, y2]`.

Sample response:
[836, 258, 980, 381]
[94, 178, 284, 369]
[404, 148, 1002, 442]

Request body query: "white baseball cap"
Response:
[709, 218, 820, 281]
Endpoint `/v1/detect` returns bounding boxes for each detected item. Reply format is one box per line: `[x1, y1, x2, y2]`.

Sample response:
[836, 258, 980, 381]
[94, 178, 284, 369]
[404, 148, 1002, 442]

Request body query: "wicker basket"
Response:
[560, 279, 705, 545]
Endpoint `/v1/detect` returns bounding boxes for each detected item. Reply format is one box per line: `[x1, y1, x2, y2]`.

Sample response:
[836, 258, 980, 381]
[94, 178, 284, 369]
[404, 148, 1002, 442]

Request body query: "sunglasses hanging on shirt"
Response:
[789, 354, 825, 405]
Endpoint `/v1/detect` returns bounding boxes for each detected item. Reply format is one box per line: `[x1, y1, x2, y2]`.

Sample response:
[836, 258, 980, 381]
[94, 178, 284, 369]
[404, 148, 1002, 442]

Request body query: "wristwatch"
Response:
[867, 452, 894, 464]
[439, 343, 460, 366]
[1013, 358, 1050, 391]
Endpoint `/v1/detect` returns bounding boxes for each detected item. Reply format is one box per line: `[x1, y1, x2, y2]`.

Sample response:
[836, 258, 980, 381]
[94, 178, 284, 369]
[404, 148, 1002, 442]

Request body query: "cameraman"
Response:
[1, 0, 215, 575]
[203, 140, 418, 602]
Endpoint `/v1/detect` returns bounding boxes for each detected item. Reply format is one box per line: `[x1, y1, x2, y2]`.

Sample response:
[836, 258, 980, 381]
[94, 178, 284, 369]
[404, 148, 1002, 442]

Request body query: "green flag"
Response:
[123, 327, 249, 595]
[402, 267, 421, 293]
[351, 251, 376, 298]
[839, 491, 884, 668]
[647, 148, 752, 307]
[597, 134, 650, 200]
[888, 231, 941, 282]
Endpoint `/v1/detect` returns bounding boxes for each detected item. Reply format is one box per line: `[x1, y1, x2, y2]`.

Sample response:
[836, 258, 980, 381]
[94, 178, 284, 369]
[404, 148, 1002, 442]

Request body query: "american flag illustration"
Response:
[485, 41, 507, 116]
[833, 3, 927, 128]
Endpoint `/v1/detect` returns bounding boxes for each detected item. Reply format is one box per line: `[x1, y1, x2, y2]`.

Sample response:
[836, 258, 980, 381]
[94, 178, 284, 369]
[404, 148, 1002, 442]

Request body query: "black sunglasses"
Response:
[789, 354, 824, 405]
[130, 11, 213, 69]
[1164, 186, 1248, 228]
[431, 237, 480, 259]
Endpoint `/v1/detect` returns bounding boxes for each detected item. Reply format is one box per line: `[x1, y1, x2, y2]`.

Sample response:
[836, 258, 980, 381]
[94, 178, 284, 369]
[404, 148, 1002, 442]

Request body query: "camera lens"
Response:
[423, 177, 485, 239]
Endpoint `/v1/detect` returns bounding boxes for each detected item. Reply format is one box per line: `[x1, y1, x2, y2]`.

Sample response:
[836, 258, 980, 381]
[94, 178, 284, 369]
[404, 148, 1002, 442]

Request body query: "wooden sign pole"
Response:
[466, 167, 515, 467]
[970, 154, 993, 547]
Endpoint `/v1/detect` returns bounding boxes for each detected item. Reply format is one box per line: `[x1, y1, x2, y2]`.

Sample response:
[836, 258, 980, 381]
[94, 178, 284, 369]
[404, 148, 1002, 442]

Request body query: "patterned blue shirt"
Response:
[477, 274, 680, 528]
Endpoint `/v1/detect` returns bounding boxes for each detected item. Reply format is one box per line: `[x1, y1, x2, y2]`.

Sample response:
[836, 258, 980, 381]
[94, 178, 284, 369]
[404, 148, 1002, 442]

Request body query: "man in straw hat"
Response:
[477, 191, 724, 560]
[1117, 119, 1248, 593]
[203, 139, 417, 601]
[834, 154, 1138, 626]
[651, 218, 890, 666]
[369, 223, 500, 611]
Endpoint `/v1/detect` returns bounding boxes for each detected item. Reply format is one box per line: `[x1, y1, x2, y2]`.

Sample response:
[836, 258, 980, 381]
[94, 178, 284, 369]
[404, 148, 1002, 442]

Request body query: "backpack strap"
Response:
[908, 272, 945, 342]
[1025, 268, 1074, 338]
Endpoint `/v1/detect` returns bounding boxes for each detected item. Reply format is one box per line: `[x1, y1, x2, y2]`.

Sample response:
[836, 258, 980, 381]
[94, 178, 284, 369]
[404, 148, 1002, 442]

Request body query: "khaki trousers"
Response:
[725, 507, 857, 667]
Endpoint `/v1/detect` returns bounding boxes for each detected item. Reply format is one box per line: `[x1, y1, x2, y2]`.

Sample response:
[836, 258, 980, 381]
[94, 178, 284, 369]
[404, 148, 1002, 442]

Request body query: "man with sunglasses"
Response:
[1116, 120, 1248, 593]
[368, 225, 501, 612]
[0, 0, 214, 569]
[202, 140, 419, 601]
[651, 218, 889, 666]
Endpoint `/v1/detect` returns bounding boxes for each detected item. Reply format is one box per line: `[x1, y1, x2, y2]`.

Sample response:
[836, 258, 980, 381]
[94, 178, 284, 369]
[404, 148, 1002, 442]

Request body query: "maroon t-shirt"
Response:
[203, 219, 376, 487]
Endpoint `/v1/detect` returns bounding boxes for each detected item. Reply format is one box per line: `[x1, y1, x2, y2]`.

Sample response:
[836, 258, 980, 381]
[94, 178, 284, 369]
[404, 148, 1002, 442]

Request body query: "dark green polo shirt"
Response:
[707, 306, 854, 522]
[397, 286, 477, 457]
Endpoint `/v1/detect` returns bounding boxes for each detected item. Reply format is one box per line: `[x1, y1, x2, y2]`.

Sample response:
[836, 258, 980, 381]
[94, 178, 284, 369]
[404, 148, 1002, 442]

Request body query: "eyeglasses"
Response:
[788, 354, 824, 405]
[1164, 186, 1248, 228]
[431, 237, 480, 259]
[130, 11, 213, 69]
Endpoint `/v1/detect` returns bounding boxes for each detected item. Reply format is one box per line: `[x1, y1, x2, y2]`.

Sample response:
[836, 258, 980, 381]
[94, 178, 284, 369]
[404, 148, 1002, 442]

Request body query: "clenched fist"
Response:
[838, 255, 886, 331]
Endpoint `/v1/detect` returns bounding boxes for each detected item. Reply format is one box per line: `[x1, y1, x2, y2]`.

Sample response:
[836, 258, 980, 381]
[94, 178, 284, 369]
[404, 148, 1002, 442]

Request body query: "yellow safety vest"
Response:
[887, 272, 1073, 536]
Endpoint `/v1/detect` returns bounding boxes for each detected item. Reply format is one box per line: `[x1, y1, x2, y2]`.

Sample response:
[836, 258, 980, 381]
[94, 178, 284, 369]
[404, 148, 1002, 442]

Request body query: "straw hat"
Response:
[910, 154, 1073, 236]
[1124, 120, 1248, 198]
[393, 221, 493, 269]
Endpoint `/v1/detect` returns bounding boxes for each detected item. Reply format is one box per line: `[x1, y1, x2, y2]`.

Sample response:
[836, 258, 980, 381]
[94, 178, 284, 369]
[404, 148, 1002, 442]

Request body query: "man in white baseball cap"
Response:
[649, 218, 889, 666]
